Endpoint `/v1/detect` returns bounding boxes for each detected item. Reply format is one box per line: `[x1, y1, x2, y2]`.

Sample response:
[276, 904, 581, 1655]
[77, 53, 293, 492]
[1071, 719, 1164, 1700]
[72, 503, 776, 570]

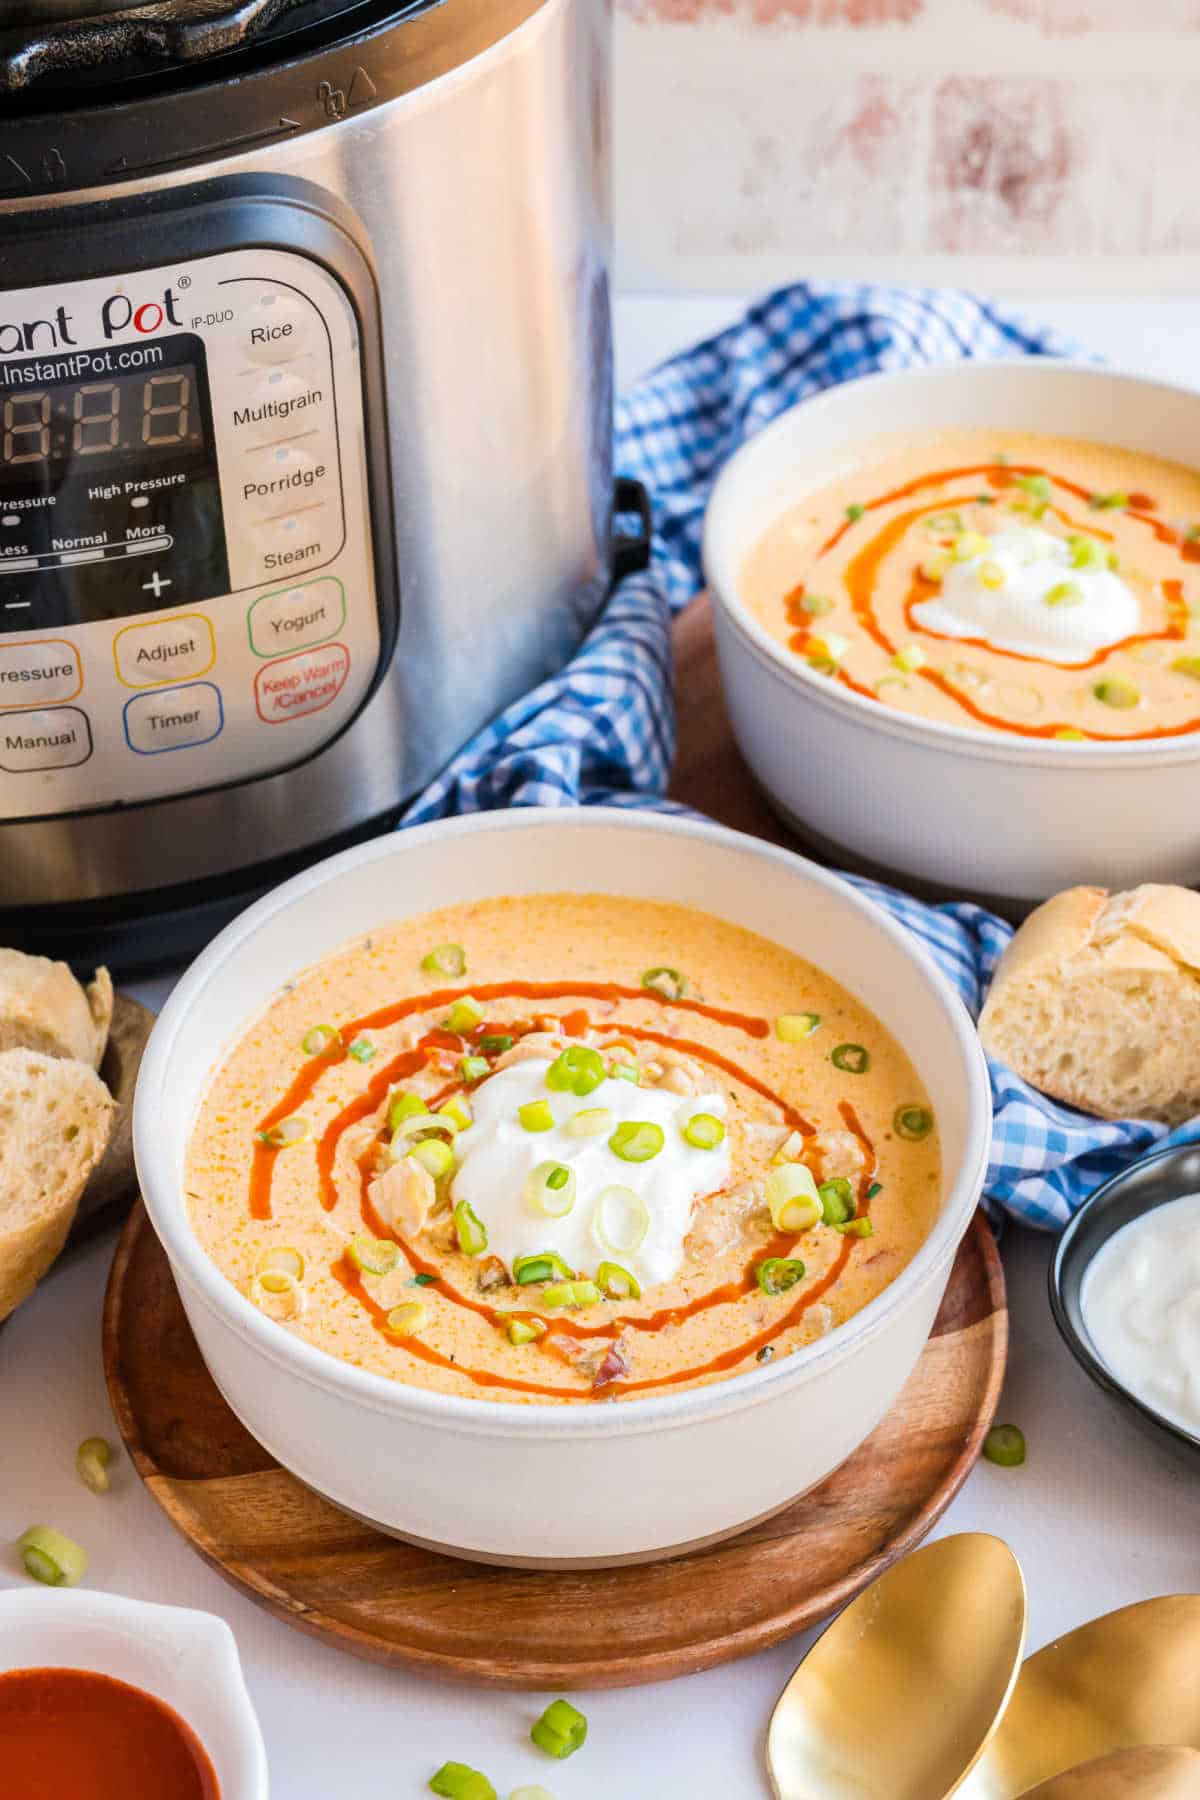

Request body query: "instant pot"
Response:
[0, 0, 633, 968]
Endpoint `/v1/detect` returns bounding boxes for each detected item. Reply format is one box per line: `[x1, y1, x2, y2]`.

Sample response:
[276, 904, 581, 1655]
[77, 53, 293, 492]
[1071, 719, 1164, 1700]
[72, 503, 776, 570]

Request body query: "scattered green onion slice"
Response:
[514, 1251, 575, 1285]
[506, 1317, 546, 1346]
[836, 1216, 875, 1239]
[977, 560, 1006, 591]
[301, 1024, 340, 1056]
[800, 592, 834, 616]
[349, 1236, 401, 1277]
[925, 510, 963, 534]
[429, 1762, 496, 1800]
[608, 1061, 640, 1084]
[681, 1112, 725, 1150]
[479, 1034, 513, 1056]
[545, 1045, 606, 1097]
[256, 1245, 305, 1282]
[596, 1260, 641, 1301]
[453, 1199, 488, 1257]
[256, 1266, 303, 1303]
[541, 1280, 601, 1310]
[411, 1272, 439, 1288]
[76, 1436, 113, 1496]
[831, 1043, 871, 1074]
[845, 502, 865, 522]
[17, 1525, 88, 1588]
[640, 965, 687, 1002]
[347, 1036, 376, 1064]
[1055, 727, 1087, 741]
[439, 1097, 473, 1133]
[983, 1423, 1026, 1467]
[410, 1137, 456, 1180]
[952, 530, 989, 562]
[526, 1161, 577, 1218]
[421, 943, 467, 979]
[459, 1055, 490, 1085]
[765, 1162, 822, 1234]
[1173, 655, 1200, 680]
[509, 1789, 556, 1800]
[1068, 534, 1105, 570]
[818, 1176, 855, 1227]
[892, 645, 927, 672]
[566, 1105, 614, 1138]
[608, 1120, 665, 1163]
[756, 1257, 806, 1297]
[920, 550, 951, 583]
[894, 1104, 935, 1141]
[1089, 490, 1129, 511]
[775, 1012, 820, 1042]
[1015, 473, 1051, 501]
[1093, 678, 1140, 710]
[594, 1184, 650, 1255]
[257, 1115, 310, 1149]
[1045, 581, 1083, 608]
[387, 1301, 427, 1337]
[530, 1699, 588, 1761]
[390, 1111, 459, 1146]
[389, 1090, 429, 1131]
[520, 1099, 555, 1133]
[444, 996, 486, 1035]
[867, 1181, 883, 1200]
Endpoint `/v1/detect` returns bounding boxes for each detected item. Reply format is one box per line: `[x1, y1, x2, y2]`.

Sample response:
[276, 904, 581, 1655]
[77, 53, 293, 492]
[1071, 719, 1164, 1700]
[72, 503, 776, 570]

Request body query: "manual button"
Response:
[248, 577, 346, 657]
[115, 613, 216, 689]
[0, 705, 92, 771]
[0, 638, 82, 706]
[123, 682, 223, 755]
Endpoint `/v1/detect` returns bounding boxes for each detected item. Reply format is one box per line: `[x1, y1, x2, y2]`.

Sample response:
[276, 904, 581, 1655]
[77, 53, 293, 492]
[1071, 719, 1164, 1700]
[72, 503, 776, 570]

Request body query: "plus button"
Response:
[141, 570, 172, 599]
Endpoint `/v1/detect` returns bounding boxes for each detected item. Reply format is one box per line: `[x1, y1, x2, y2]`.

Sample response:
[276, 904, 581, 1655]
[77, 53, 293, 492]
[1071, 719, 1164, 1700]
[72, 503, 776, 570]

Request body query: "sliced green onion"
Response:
[765, 1162, 822, 1234]
[608, 1061, 640, 1084]
[894, 1104, 935, 1141]
[756, 1257, 806, 1296]
[439, 1097, 473, 1133]
[983, 1423, 1026, 1468]
[608, 1120, 665, 1163]
[76, 1436, 113, 1496]
[256, 1245, 305, 1282]
[640, 966, 687, 1001]
[775, 1012, 820, 1042]
[410, 1137, 456, 1180]
[519, 1099, 555, 1133]
[479, 1034, 514, 1056]
[596, 1260, 641, 1300]
[920, 550, 951, 583]
[545, 1045, 606, 1097]
[509, 1789, 556, 1800]
[389, 1090, 429, 1131]
[1015, 473, 1051, 501]
[252, 1269, 303, 1318]
[257, 1267, 301, 1298]
[387, 1301, 427, 1337]
[818, 1176, 855, 1227]
[682, 1113, 725, 1150]
[429, 1762, 496, 1800]
[1172, 655, 1200, 680]
[347, 1036, 376, 1064]
[506, 1317, 546, 1346]
[808, 631, 850, 667]
[800, 592, 834, 616]
[1068, 533, 1105, 570]
[892, 645, 927, 672]
[836, 1216, 875, 1239]
[831, 1043, 870, 1074]
[977, 560, 1006, 591]
[390, 1111, 459, 1147]
[411, 1272, 440, 1287]
[453, 1199, 488, 1257]
[17, 1525, 88, 1588]
[1054, 727, 1087, 741]
[876, 675, 910, 694]
[925, 510, 963, 534]
[301, 1024, 340, 1056]
[514, 1251, 575, 1285]
[256, 1115, 310, 1149]
[459, 1055, 490, 1085]
[594, 1184, 650, 1255]
[867, 1181, 882, 1200]
[526, 1161, 577, 1218]
[566, 1105, 614, 1138]
[541, 1280, 600, 1310]
[421, 943, 467, 979]
[349, 1236, 401, 1276]
[444, 996, 485, 1034]
[530, 1699, 588, 1761]
[845, 502, 865, 523]
[1093, 678, 1140, 710]
[952, 530, 989, 562]
[1045, 581, 1083, 608]
[1089, 490, 1129, 511]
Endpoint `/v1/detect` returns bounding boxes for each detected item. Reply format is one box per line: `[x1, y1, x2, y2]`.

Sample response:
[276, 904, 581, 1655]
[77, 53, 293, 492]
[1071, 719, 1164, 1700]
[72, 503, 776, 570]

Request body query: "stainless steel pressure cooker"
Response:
[0, 0, 631, 968]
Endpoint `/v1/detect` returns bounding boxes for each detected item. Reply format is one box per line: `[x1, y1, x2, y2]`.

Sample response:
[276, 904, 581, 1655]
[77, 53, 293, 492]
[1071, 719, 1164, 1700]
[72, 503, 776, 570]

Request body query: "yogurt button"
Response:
[248, 577, 345, 657]
[254, 643, 350, 723]
[115, 614, 215, 688]
[0, 705, 92, 771]
[123, 682, 224, 755]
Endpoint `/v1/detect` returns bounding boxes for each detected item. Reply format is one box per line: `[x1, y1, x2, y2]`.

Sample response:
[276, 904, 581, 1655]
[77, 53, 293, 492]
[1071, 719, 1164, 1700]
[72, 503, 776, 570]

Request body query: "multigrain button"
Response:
[254, 643, 350, 723]
[114, 613, 215, 689]
[228, 359, 329, 448]
[0, 638, 82, 706]
[123, 682, 223, 755]
[248, 577, 346, 657]
[0, 705, 92, 771]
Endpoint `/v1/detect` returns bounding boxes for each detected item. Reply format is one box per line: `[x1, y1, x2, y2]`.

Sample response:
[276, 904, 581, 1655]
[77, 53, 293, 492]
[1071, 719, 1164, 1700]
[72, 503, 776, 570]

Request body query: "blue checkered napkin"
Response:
[404, 281, 1189, 1227]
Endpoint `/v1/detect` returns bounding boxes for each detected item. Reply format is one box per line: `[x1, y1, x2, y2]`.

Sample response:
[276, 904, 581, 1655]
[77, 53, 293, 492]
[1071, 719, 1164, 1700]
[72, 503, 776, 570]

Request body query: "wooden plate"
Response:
[102, 1203, 1005, 1689]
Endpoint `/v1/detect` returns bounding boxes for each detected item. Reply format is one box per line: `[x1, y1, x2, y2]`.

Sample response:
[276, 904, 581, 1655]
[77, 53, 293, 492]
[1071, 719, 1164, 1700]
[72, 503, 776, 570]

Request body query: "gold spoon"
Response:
[1018, 1746, 1200, 1799]
[767, 1534, 1027, 1800]
[959, 1596, 1200, 1799]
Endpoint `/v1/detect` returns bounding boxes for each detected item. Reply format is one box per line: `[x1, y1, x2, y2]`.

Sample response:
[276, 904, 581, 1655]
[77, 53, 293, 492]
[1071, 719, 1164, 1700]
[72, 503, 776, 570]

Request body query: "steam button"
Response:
[250, 507, 332, 582]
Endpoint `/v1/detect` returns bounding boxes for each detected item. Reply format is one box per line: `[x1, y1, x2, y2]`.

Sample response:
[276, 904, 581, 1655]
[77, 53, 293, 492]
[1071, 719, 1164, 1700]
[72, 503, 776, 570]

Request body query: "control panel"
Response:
[0, 246, 380, 819]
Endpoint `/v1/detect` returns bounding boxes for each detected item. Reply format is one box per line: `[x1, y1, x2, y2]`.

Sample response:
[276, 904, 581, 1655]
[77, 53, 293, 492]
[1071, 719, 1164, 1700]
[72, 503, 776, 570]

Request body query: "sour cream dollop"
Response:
[1080, 1192, 1200, 1437]
[912, 526, 1140, 664]
[450, 1057, 731, 1289]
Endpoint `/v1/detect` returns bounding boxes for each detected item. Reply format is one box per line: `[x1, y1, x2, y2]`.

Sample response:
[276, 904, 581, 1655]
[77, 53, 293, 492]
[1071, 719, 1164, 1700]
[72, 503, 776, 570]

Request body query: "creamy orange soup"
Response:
[186, 896, 941, 1405]
[743, 429, 1200, 741]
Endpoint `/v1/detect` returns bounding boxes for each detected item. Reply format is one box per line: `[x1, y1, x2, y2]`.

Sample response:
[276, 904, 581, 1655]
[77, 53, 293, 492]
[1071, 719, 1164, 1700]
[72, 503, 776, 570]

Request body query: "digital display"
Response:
[0, 366, 205, 479]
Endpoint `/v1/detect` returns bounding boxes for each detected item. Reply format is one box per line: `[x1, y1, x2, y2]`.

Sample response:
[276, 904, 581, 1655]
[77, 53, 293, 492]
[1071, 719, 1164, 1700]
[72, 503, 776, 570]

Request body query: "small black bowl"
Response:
[1050, 1140, 1200, 1459]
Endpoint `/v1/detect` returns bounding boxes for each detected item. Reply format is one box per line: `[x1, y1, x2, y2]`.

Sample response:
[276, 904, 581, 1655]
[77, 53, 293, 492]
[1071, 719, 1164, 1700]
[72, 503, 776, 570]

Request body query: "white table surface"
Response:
[5, 292, 1200, 1800]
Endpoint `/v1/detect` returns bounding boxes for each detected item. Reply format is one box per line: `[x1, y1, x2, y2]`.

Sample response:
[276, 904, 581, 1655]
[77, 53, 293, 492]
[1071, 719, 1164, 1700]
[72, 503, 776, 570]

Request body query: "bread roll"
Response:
[0, 949, 112, 1068]
[0, 1048, 115, 1322]
[978, 884, 1200, 1125]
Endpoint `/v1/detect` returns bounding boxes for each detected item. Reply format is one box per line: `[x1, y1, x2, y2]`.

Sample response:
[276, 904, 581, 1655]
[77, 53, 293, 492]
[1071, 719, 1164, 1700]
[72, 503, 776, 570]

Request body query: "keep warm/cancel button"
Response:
[254, 643, 350, 724]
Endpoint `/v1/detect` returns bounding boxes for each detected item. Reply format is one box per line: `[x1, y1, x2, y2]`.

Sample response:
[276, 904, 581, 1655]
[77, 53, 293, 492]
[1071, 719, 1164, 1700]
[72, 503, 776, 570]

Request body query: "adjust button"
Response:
[248, 577, 346, 658]
[254, 643, 350, 723]
[0, 638, 82, 706]
[0, 705, 92, 771]
[123, 682, 224, 755]
[114, 614, 216, 689]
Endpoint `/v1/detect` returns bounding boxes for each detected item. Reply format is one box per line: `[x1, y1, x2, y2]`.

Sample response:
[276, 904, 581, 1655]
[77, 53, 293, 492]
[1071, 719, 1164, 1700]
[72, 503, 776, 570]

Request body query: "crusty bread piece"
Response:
[0, 949, 112, 1068]
[979, 884, 1200, 1125]
[0, 1048, 114, 1322]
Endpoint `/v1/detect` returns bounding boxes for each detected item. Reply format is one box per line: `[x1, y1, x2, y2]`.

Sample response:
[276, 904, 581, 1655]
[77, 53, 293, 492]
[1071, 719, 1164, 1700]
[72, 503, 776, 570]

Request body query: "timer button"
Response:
[248, 577, 346, 658]
[254, 643, 350, 724]
[123, 682, 223, 755]
[241, 288, 320, 365]
[0, 705, 92, 772]
[250, 507, 334, 582]
[114, 614, 216, 689]
[0, 639, 82, 707]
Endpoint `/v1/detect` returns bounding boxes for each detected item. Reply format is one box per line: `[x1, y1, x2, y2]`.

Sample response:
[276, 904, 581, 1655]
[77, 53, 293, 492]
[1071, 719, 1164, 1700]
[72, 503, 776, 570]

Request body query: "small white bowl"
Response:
[134, 809, 990, 1567]
[704, 359, 1200, 907]
[0, 1589, 268, 1798]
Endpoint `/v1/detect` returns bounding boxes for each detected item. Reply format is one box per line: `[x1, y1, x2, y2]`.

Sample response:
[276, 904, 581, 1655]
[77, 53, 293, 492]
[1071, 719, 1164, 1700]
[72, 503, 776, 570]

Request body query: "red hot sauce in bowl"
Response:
[0, 1667, 219, 1799]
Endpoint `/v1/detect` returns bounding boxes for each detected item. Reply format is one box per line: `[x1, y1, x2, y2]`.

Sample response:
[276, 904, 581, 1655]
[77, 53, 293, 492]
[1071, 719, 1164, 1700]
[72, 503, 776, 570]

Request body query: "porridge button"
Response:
[114, 614, 215, 689]
[248, 577, 345, 656]
[123, 682, 224, 755]
[254, 642, 350, 723]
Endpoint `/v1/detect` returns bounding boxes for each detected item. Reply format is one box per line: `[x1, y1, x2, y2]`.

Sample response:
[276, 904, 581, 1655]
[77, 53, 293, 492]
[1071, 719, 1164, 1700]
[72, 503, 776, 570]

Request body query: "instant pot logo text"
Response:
[0, 284, 184, 358]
